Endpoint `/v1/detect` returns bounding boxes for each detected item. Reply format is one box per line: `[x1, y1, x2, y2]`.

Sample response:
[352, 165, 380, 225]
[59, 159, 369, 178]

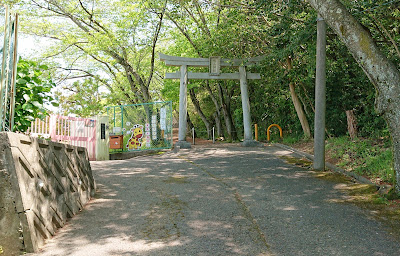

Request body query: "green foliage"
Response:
[13, 58, 57, 132]
[11, 0, 396, 144]
[55, 78, 106, 117]
[326, 136, 394, 183]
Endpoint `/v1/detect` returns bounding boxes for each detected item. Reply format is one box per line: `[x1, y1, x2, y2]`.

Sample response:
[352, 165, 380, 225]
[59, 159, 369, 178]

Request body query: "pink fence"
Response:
[30, 115, 97, 160]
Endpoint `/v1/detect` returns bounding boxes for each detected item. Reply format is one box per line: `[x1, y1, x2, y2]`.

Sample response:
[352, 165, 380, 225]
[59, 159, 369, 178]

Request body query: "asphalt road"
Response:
[27, 144, 400, 256]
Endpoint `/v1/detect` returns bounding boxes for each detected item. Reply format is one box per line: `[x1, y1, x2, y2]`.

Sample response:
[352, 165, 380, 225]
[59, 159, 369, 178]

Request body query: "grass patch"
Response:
[325, 136, 394, 184]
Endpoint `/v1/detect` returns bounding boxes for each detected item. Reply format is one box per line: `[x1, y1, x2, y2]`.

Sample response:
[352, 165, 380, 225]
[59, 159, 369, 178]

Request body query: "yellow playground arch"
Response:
[267, 124, 283, 142]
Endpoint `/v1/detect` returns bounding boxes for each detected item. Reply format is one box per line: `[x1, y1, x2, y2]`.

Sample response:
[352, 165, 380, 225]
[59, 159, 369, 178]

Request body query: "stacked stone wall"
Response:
[0, 132, 95, 255]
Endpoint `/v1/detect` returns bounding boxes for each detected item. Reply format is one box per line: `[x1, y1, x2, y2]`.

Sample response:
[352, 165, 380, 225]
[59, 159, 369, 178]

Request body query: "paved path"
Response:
[28, 145, 400, 255]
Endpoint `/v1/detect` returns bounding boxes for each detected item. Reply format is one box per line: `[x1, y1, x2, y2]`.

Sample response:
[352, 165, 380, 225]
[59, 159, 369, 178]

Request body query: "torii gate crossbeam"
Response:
[159, 53, 264, 148]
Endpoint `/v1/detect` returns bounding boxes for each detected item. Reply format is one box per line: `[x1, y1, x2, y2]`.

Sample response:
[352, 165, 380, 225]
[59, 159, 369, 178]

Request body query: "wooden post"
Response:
[314, 15, 327, 170]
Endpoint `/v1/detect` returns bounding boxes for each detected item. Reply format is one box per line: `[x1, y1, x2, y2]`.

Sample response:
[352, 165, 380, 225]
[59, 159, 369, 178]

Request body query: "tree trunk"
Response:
[189, 88, 212, 138]
[287, 57, 311, 138]
[307, 0, 400, 194]
[186, 112, 196, 138]
[218, 82, 238, 141]
[346, 110, 358, 140]
[205, 81, 224, 138]
[214, 111, 223, 138]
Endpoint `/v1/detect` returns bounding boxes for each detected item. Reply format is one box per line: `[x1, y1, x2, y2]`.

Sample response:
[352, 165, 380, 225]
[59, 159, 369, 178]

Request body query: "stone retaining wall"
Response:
[0, 132, 96, 255]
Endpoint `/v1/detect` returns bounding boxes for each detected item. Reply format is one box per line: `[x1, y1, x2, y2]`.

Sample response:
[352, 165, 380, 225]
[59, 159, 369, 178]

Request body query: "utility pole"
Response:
[314, 14, 327, 170]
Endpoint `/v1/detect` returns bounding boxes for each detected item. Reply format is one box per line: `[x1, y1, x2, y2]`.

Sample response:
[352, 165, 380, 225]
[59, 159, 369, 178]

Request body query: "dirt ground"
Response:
[290, 140, 341, 166]
[172, 128, 227, 146]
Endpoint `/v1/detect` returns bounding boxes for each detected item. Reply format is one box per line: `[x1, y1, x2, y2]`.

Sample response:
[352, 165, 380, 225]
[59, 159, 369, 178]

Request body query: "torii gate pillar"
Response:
[176, 65, 191, 148]
[240, 66, 259, 146]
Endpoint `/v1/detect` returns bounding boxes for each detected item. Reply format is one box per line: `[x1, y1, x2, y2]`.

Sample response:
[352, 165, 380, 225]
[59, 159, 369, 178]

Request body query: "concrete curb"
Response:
[274, 143, 378, 187]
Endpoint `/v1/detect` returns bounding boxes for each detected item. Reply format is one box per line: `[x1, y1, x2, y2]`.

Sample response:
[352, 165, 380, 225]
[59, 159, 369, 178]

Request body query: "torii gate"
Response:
[159, 53, 264, 148]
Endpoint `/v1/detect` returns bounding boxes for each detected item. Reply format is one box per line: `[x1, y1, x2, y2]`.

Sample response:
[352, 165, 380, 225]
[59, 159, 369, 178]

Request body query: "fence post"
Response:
[49, 115, 57, 141]
[192, 127, 195, 145]
[255, 124, 258, 141]
[212, 126, 215, 144]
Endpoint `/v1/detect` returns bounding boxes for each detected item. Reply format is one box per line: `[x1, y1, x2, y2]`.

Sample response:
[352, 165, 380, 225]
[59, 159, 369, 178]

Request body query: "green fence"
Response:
[107, 101, 173, 153]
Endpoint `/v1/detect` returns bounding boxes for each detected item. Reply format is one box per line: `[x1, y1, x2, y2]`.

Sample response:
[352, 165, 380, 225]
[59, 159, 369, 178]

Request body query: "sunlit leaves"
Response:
[13, 58, 57, 132]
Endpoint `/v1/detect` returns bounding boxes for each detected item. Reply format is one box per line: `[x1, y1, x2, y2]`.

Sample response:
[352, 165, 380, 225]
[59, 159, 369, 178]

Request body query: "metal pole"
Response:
[192, 127, 195, 145]
[212, 126, 215, 144]
[0, 7, 10, 131]
[314, 14, 327, 170]
[9, 13, 18, 131]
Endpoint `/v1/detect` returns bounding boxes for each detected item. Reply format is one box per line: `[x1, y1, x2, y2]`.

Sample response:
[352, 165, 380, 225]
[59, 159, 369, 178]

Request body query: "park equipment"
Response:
[267, 124, 283, 142]
[0, 7, 18, 132]
[107, 101, 173, 153]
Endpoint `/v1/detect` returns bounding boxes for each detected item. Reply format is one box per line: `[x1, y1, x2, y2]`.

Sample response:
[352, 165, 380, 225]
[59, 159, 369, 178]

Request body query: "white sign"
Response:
[113, 127, 121, 133]
[76, 121, 85, 132]
[209, 56, 221, 75]
[160, 107, 166, 119]
[160, 119, 166, 130]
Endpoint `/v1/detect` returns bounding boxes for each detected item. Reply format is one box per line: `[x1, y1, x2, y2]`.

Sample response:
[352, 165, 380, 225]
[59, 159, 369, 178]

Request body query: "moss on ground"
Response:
[280, 156, 312, 168]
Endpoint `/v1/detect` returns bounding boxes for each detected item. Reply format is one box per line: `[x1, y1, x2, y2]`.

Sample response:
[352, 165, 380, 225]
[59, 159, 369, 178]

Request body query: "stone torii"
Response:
[159, 53, 264, 148]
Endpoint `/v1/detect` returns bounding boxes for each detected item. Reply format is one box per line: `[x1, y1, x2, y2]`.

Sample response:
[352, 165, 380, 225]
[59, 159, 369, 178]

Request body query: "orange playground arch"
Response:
[267, 124, 283, 141]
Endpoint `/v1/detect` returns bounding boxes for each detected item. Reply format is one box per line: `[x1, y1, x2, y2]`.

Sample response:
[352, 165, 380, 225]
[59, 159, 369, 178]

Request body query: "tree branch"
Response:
[147, 4, 166, 88]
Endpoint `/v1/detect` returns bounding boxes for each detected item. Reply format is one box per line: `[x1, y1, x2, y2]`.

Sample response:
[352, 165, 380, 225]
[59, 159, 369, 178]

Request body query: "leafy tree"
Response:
[13, 58, 58, 132]
[55, 78, 106, 117]
[305, 0, 400, 194]
[17, 0, 167, 105]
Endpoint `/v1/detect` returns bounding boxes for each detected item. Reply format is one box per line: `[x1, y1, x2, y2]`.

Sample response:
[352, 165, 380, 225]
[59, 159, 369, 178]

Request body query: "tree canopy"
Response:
[5, 0, 400, 191]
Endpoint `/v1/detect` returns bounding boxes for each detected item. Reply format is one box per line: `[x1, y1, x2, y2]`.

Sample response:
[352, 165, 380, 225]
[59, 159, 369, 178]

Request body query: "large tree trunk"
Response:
[287, 57, 311, 138]
[307, 0, 400, 194]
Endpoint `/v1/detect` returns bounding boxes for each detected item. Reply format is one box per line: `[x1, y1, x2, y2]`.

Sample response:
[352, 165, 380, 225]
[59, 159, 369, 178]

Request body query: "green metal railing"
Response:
[106, 101, 173, 153]
[0, 7, 18, 132]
